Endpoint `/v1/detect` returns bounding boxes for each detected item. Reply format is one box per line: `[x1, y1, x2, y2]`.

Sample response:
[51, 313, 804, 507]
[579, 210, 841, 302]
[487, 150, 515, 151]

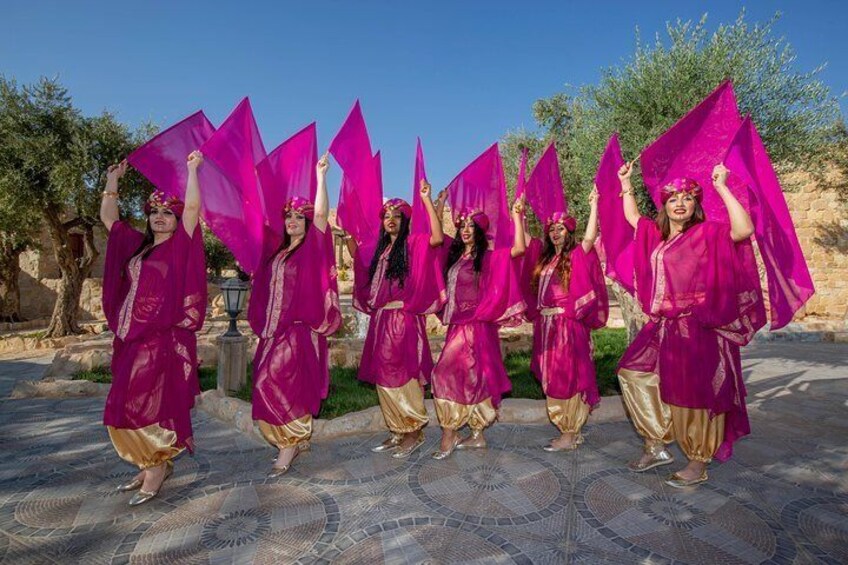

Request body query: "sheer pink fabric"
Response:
[620, 218, 766, 460]
[523, 240, 608, 405]
[724, 117, 815, 329]
[329, 101, 382, 247]
[256, 123, 318, 237]
[445, 143, 513, 249]
[515, 147, 528, 200]
[198, 98, 268, 275]
[127, 111, 216, 200]
[248, 225, 341, 425]
[639, 81, 811, 328]
[525, 142, 567, 222]
[594, 134, 635, 293]
[102, 222, 207, 451]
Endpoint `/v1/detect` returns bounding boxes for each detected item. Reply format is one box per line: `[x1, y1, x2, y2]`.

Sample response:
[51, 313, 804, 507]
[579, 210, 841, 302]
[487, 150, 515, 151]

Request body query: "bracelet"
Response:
[619, 190, 632, 197]
[102, 191, 118, 198]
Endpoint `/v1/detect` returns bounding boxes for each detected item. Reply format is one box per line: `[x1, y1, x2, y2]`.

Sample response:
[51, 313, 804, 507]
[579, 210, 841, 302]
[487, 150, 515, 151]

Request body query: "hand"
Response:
[589, 184, 599, 206]
[512, 194, 526, 216]
[435, 189, 448, 205]
[187, 150, 204, 171]
[107, 160, 128, 183]
[419, 178, 432, 200]
[617, 161, 634, 181]
[317, 152, 330, 176]
[712, 163, 729, 187]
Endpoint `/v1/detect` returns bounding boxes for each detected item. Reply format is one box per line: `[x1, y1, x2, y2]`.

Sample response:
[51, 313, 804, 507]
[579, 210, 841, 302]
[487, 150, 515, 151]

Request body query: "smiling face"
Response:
[664, 192, 697, 223]
[285, 210, 307, 238]
[459, 218, 476, 244]
[382, 209, 403, 236]
[148, 206, 178, 235]
[548, 223, 568, 246]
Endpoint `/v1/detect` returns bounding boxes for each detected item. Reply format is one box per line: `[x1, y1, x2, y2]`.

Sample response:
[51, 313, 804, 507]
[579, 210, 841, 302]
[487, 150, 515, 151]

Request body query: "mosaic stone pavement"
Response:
[0, 342, 846, 564]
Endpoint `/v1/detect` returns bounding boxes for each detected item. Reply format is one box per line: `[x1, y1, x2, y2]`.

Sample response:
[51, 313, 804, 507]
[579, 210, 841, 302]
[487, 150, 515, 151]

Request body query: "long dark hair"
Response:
[368, 213, 411, 287]
[655, 200, 706, 240]
[531, 229, 577, 293]
[269, 216, 312, 264]
[122, 212, 178, 277]
[444, 221, 488, 278]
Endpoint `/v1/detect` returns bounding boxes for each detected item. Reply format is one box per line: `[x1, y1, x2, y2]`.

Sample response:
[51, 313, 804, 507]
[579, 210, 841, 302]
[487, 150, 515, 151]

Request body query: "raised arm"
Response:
[343, 233, 358, 258]
[619, 162, 641, 230]
[183, 151, 203, 236]
[510, 195, 527, 258]
[420, 179, 444, 247]
[314, 153, 330, 233]
[100, 160, 127, 232]
[582, 185, 599, 253]
[713, 164, 754, 242]
[434, 189, 448, 229]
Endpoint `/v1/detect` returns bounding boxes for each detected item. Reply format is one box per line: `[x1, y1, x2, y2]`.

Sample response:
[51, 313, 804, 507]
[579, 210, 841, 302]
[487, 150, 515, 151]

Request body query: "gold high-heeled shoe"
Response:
[391, 431, 425, 459]
[543, 433, 584, 452]
[268, 443, 306, 478]
[431, 437, 460, 460]
[455, 429, 487, 450]
[128, 462, 173, 506]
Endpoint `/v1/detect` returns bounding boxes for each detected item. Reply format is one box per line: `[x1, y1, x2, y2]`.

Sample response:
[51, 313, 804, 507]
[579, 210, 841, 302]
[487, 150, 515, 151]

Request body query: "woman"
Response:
[523, 189, 608, 451]
[248, 154, 341, 477]
[348, 179, 445, 458]
[617, 162, 763, 488]
[100, 152, 207, 506]
[431, 198, 526, 459]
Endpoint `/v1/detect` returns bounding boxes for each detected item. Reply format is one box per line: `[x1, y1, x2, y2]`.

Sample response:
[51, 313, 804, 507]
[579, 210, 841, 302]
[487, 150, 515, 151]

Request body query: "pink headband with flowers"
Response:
[660, 178, 703, 204]
[284, 196, 315, 220]
[454, 209, 490, 232]
[545, 211, 577, 233]
[144, 191, 184, 216]
[380, 198, 412, 220]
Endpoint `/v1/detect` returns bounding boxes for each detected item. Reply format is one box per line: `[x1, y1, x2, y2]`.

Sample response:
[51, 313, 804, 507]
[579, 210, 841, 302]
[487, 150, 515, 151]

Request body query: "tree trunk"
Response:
[42, 207, 100, 338]
[0, 244, 24, 323]
[611, 283, 645, 343]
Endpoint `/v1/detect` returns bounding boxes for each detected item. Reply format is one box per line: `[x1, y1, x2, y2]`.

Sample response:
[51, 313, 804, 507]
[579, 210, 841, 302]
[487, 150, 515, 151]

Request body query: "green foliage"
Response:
[204, 226, 238, 278]
[503, 10, 845, 223]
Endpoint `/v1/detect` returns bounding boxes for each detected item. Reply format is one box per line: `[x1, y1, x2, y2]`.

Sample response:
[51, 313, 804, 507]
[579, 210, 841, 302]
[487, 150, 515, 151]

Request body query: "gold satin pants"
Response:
[376, 379, 429, 434]
[257, 415, 312, 449]
[434, 397, 497, 431]
[618, 369, 726, 463]
[546, 394, 590, 434]
[107, 424, 183, 469]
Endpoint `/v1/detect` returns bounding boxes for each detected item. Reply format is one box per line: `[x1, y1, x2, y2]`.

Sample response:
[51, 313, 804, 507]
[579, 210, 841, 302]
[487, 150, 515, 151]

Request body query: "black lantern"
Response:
[220, 277, 249, 337]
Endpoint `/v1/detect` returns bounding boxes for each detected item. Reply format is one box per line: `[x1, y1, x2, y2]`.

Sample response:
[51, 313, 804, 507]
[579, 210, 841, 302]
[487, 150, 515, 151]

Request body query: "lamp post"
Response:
[221, 277, 249, 337]
[217, 277, 250, 393]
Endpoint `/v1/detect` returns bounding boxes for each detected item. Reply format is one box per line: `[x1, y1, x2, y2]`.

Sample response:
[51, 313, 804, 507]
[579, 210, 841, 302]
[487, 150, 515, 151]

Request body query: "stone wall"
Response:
[780, 172, 848, 325]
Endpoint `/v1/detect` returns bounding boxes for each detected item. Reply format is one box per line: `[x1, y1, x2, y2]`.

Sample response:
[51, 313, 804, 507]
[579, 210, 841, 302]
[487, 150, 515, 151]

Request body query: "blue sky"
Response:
[3, 1, 846, 200]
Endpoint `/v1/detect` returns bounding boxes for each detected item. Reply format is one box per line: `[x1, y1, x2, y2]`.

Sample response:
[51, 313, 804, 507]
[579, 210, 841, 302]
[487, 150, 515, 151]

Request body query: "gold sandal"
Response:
[665, 470, 708, 488]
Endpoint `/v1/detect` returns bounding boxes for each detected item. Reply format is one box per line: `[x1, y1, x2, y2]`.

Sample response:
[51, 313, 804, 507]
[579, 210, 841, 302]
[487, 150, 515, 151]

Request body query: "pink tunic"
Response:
[522, 239, 608, 406]
[432, 240, 525, 408]
[248, 226, 341, 426]
[355, 234, 445, 387]
[619, 218, 766, 461]
[102, 221, 207, 451]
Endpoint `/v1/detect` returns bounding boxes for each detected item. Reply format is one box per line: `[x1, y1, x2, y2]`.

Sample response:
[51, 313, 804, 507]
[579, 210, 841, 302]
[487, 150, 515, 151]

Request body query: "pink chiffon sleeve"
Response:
[520, 238, 543, 322]
[569, 246, 609, 329]
[475, 248, 526, 326]
[170, 223, 208, 332]
[633, 217, 663, 313]
[404, 234, 447, 315]
[102, 221, 145, 333]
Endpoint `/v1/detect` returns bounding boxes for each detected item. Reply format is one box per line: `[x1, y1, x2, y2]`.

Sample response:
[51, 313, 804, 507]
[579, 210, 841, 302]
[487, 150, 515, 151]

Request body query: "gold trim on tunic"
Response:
[618, 369, 673, 444]
[380, 301, 404, 311]
[257, 415, 312, 449]
[376, 380, 429, 433]
[434, 397, 497, 431]
[546, 394, 590, 434]
[107, 424, 183, 469]
[540, 307, 565, 317]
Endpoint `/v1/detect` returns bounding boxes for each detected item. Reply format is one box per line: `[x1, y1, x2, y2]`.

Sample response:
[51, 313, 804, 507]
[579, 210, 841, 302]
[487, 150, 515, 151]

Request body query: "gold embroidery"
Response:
[117, 253, 144, 340]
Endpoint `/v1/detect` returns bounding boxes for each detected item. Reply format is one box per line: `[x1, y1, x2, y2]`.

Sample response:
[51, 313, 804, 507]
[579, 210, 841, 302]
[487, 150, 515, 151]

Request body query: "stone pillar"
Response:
[216, 334, 248, 393]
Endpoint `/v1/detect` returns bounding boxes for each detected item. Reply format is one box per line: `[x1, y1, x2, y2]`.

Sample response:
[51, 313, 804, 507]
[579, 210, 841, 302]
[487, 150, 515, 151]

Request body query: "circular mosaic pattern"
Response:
[292, 438, 410, 486]
[575, 467, 797, 564]
[0, 455, 208, 538]
[322, 518, 529, 564]
[117, 482, 339, 563]
[409, 448, 569, 524]
[782, 495, 848, 563]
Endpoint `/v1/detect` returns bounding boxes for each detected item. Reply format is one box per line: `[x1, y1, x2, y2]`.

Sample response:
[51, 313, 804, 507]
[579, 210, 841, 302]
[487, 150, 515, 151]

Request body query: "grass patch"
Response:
[71, 327, 628, 418]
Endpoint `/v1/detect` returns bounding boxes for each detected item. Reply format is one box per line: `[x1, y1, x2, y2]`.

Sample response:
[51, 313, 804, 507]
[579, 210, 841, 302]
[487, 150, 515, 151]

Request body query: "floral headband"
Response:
[380, 198, 412, 220]
[284, 196, 315, 220]
[144, 191, 184, 216]
[454, 209, 490, 232]
[660, 178, 703, 204]
[545, 211, 577, 233]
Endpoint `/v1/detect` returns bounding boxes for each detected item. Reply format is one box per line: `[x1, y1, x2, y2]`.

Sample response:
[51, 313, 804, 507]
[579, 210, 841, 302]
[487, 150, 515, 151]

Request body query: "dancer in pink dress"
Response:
[430, 144, 527, 459]
[100, 152, 207, 506]
[248, 154, 341, 477]
[616, 162, 764, 487]
[521, 145, 608, 451]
